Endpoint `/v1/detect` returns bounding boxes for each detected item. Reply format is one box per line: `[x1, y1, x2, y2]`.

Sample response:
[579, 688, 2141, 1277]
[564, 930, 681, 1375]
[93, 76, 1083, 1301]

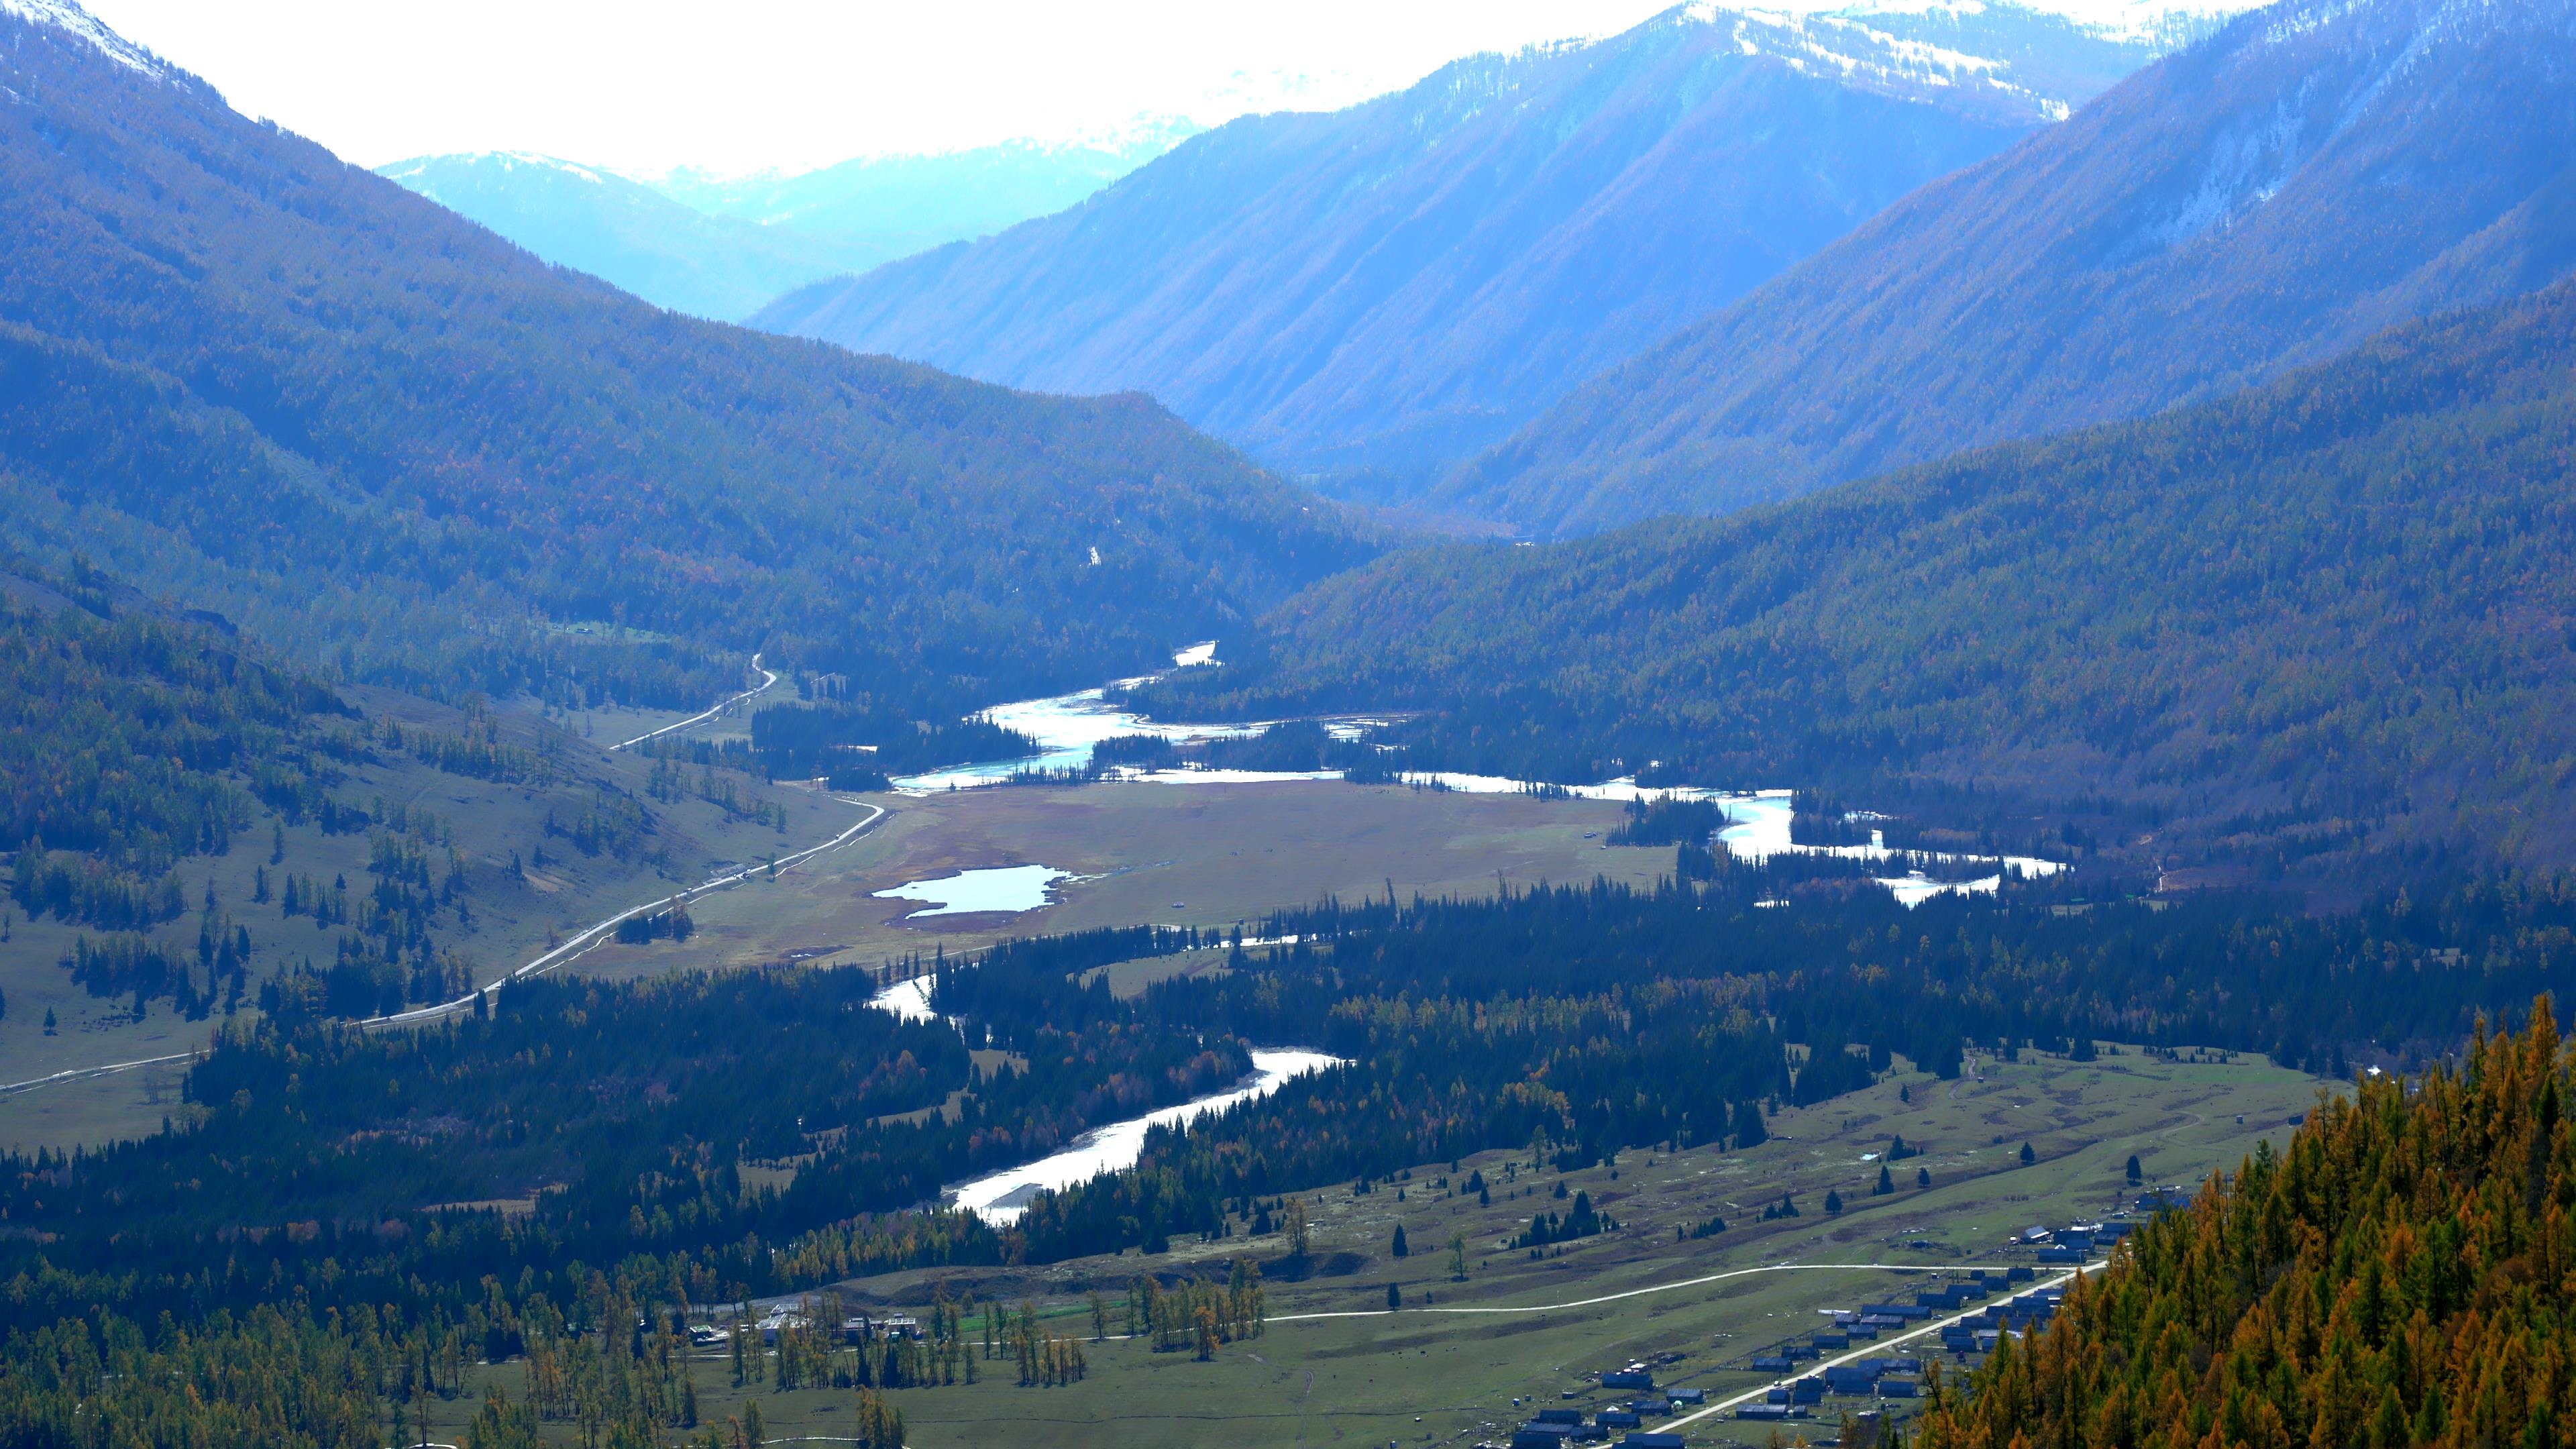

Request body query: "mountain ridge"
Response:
[0, 0, 1366, 718]
[378, 127, 1199, 322]
[1437, 0, 2576, 535]
[756, 1, 2164, 488]
[1138, 277, 2576, 869]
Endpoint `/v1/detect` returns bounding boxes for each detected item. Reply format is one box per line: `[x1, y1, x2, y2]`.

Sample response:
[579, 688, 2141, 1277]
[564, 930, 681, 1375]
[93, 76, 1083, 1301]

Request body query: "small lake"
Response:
[871, 864, 1075, 918]
[945, 1048, 1346, 1224]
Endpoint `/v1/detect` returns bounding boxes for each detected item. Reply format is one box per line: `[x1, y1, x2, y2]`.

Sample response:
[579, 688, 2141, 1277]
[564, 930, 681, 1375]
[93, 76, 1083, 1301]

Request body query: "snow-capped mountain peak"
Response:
[0, 0, 168, 79]
[381, 152, 610, 182]
[1666, 2, 2096, 119]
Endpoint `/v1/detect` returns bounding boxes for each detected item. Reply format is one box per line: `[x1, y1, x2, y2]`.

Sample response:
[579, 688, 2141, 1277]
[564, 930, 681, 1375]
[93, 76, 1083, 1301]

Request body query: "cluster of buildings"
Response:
[1502, 1365, 1705, 1446]
[1733, 1258, 2102, 1423]
[2016, 1216, 2139, 1265]
[682, 1309, 926, 1349]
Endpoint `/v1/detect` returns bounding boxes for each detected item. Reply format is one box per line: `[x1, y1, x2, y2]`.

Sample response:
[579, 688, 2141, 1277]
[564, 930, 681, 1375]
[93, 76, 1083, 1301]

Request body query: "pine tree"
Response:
[1913, 999, 2571, 1449]
[1732, 1097, 1768, 1148]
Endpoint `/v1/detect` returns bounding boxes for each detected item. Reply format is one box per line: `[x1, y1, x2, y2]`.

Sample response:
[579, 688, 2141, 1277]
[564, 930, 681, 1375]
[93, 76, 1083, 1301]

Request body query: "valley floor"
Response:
[413, 1042, 2330, 1448]
[580, 777, 1673, 984]
[0, 770, 1671, 1152]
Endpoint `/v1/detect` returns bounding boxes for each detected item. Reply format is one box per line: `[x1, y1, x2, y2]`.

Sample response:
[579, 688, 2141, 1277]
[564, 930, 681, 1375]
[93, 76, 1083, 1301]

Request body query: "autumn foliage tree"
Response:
[1915, 997, 2573, 1449]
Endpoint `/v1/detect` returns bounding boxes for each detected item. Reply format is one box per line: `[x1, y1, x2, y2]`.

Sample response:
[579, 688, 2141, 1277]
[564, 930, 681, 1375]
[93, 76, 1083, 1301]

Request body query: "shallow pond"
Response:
[871, 864, 1076, 918]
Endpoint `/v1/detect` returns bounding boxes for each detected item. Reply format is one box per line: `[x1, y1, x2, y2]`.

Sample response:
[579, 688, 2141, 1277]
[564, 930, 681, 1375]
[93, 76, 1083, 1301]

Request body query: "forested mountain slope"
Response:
[1443, 0, 2576, 535]
[0, 2, 1366, 718]
[1917, 1000, 2573, 1449]
[758, 3, 2155, 489]
[1144, 280, 2576, 866]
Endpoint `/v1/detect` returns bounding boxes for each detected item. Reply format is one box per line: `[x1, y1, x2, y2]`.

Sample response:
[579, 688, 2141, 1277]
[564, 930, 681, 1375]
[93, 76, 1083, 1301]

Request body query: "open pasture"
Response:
[424, 1042, 2332, 1447]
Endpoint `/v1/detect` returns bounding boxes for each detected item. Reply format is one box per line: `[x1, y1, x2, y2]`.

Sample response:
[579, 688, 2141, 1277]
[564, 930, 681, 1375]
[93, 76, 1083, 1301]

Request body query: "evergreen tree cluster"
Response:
[1917, 998, 2576, 1449]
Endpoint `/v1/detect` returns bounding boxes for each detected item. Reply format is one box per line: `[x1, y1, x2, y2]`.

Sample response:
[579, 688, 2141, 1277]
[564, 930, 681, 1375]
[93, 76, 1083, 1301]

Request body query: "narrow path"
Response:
[1269, 1253, 2100, 1441]
[0, 796, 889, 1094]
[612, 653, 781, 751]
[366, 796, 887, 1027]
[1271, 1259, 2037, 1324]
[0, 659, 881, 1096]
[0, 1051, 196, 1099]
[1656, 1258, 2102, 1436]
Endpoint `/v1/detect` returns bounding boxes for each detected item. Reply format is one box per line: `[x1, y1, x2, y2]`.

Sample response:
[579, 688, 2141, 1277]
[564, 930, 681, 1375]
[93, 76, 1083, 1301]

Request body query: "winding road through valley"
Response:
[0, 657, 882, 1097]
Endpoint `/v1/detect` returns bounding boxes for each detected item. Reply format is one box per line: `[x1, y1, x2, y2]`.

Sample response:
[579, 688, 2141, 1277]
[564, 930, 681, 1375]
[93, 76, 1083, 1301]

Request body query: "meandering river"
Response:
[943, 1048, 1345, 1224]
[857, 645, 2070, 1218]
[887, 646, 2063, 902]
[865, 968, 1342, 1222]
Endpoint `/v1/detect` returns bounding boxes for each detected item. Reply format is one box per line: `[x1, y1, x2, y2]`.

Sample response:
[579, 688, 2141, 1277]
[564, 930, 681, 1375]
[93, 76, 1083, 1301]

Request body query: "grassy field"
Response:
[592, 779, 1676, 985]
[0, 713, 1675, 1150]
[417, 1042, 2333, 1448]
[0, 686, 848, 1152]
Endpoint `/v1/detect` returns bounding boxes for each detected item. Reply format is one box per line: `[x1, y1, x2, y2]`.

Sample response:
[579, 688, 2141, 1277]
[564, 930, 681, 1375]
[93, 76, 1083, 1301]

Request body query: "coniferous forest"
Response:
[3, 0, 2576, 1446]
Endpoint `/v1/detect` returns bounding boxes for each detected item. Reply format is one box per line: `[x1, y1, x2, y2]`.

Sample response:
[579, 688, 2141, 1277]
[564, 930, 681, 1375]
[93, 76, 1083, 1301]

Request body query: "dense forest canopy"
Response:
[9, 857, 2563, 1332]
[0, 580, 352, 873]
[1916, 1000, 2575, 1449]
[1138, 281, 2576, 871]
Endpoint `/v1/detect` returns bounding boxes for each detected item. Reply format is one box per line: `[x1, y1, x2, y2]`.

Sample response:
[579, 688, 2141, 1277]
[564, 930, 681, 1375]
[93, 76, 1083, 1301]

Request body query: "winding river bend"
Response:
[943, 1048, 1344, 1224]
[851, 642, 2079, 1219]
[867, 969, 1343, 1222]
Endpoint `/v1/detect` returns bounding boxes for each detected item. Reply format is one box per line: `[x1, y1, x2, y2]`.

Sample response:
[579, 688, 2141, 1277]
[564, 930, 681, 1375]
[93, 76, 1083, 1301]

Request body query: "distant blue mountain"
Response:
[753, 3, 2168, 494]
[378, 127, 1195, 323]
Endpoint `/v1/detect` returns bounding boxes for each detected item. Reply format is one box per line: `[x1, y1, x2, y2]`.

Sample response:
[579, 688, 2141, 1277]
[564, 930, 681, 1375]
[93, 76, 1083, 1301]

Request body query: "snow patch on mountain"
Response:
[1682, 0, 2258, 47]
[0, 0, 166, 78]
[382, 152, 610, 186]
[1676, 5, 2074, 115]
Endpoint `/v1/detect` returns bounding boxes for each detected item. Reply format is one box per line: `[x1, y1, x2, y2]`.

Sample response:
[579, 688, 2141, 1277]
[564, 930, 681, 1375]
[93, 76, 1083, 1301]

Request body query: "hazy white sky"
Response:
[77, 1, 1682, 176]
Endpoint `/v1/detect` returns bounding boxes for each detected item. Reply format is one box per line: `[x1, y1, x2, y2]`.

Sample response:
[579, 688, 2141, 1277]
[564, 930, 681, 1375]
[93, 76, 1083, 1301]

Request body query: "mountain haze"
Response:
[0, 2, 1363, 715]
[1444, 0, 2576, 534]
[758, 3, 2161, 488]
[652, 123, 1200, 241]
[378, 128, 1195, 323]
[374, 152, 847, 323]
